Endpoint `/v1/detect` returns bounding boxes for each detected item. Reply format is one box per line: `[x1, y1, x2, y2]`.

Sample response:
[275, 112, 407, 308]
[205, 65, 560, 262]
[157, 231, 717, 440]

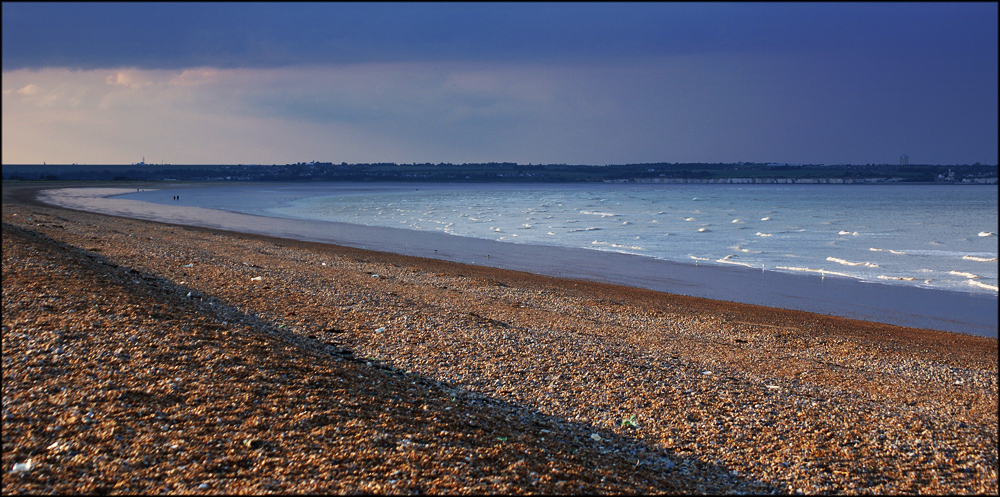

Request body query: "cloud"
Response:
[15, 83, 39, 95]
[0, 63, 611, 163]
[4, 75, 98, 110]
[106, 70, 152, 88]
[2, 3, 997, 166]
[168, 69, 219, 87]
[4, 51, 999, 165]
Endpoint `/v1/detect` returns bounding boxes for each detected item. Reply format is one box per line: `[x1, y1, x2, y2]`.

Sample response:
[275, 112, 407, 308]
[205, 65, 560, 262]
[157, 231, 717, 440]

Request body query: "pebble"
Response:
[3, 195, 997, 496]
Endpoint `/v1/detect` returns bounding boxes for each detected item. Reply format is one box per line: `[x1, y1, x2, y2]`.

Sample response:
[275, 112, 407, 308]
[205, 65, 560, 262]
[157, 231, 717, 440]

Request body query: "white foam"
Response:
[826, 257, 879, 267]
[684, 217, 695, 221]
[963, 255, 997, 262]
[591, 241, 644, 251]
[615, 243, 643, 250]
[968, 280, 999, 291]
[716, 256, 755, 268]
[776, 266, 853, 278]
[756, 232, 772, 237]
[690, 256, 710, 261]
[697, 228, 709, 232]
[878, 275, 916, 281]
[838, 230, 859, 236]
[760, 216, 771, 221]
[869, 247, 907, 255]
[732, 219, 742, 223]
[949, 271, 980, 279]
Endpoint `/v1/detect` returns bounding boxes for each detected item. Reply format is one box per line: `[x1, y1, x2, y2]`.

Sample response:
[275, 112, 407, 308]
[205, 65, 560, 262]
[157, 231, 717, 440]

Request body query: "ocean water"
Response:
[123, 183, 998, 297]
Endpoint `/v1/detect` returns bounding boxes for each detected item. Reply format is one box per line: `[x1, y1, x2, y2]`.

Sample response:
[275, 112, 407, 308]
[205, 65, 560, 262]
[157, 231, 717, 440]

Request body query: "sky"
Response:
[2, 2, 997, 166]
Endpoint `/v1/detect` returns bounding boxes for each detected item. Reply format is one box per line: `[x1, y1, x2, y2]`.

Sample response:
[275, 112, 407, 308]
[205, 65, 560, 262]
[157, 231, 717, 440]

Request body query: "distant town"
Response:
[3, 161, 997, 184]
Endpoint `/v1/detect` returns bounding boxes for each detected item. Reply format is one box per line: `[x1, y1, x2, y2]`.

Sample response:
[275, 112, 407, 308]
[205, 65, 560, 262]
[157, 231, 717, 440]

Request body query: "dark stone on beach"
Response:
[244, 438, 266, 450]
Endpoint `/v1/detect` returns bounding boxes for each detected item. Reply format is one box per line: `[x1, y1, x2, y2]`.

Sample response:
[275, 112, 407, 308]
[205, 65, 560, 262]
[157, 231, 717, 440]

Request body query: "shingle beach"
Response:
[3, 183, 997, 494]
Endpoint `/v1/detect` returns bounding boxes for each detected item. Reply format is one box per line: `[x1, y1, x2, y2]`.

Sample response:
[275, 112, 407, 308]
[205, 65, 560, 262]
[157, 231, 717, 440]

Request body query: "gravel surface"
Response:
[3, 184, 997, 494]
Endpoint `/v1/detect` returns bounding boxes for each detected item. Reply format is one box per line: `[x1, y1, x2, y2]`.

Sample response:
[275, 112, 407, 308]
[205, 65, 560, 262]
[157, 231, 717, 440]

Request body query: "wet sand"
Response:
[3, 182, 997, 494]
[37, 185, 999, 336]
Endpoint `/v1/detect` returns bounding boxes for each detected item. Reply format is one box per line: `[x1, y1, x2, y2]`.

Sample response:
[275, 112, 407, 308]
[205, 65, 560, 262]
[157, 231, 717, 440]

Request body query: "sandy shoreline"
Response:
[34, 184, 1000, 336]
[3, 182, 998, 494]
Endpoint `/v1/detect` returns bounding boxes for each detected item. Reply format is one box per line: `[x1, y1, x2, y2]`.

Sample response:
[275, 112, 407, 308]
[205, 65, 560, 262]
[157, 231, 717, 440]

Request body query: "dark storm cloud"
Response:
[3, 2, 996, 165]
[5, 2, 995, 71]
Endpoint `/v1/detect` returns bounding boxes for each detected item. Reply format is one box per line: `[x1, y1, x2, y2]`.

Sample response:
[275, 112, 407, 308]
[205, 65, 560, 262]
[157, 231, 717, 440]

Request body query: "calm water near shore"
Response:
[121, 183, 999, 296]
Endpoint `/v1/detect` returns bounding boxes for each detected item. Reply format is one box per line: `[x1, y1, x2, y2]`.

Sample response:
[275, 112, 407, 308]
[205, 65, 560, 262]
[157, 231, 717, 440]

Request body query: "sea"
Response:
[121, 182, 998, 298]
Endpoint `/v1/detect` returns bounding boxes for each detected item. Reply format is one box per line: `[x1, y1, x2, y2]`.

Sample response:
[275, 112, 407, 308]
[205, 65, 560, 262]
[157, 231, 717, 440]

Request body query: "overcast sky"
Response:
[3, 2, 997, 165]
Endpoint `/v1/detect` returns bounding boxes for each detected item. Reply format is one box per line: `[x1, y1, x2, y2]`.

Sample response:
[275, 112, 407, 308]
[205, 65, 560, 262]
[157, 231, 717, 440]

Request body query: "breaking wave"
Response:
[717, 255, 756, 268]
[776, 266, 853, 278]
[870, 247, 906, 255]
[968, 280, 999, 291]
[826, 257, 879, 267]
[591, 241, 644, 251]
[949, 271, 980, 279]
[963, 255, 997, 262]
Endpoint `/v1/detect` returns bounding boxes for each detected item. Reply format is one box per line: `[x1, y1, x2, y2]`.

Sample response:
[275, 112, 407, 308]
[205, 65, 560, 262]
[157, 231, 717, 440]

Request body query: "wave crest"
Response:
[963, 255, 997, 262]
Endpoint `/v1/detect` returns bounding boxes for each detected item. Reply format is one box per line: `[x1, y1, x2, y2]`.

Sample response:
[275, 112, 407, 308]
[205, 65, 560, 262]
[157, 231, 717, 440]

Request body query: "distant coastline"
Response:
[3, 162, 997, 184]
